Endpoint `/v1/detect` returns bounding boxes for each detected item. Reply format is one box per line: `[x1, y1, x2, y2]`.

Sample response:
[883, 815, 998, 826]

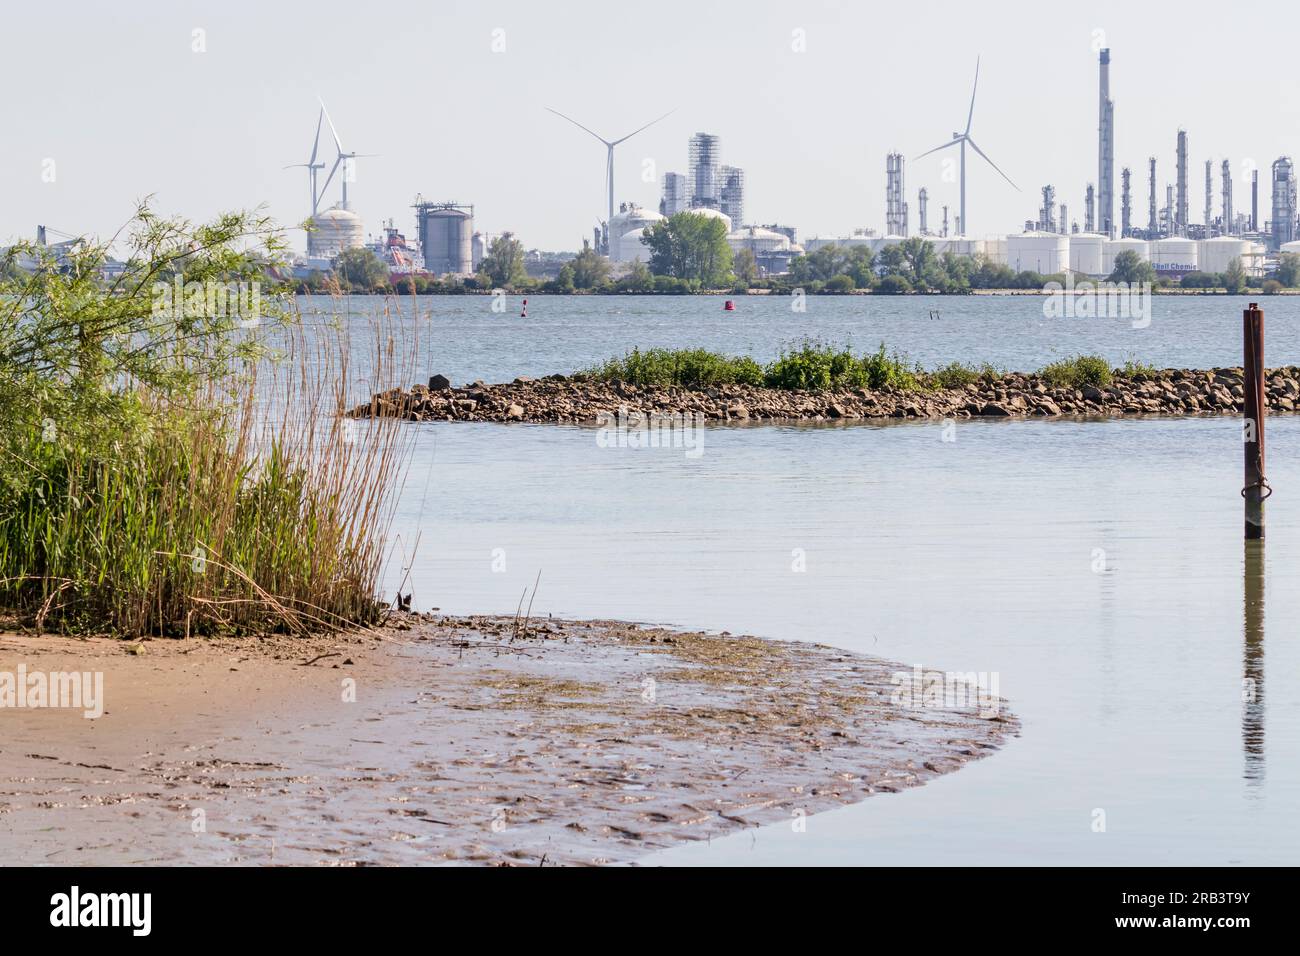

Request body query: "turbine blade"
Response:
[309, 108, 324, 165]
[319, 98, 343, 154]
[965, 56, 980, 136]
[965, 137, 1019, 191]
[610, 108, 676, 146]
[319, 156, 343, 203]
[913, 140, 961, 161]
[546, 107, 612, 146]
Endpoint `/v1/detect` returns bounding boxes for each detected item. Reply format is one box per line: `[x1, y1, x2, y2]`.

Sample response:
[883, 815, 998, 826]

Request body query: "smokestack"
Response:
[1176, 129, 1188, 236]
[918, 187, 928, 234]
[1059, 203, 1069, 235]
[1205, 160, 1214, 236]
[942, 205, 949, 238]
[1222, 159, 1234, 236]
[1252, 169, 1259, 232]
[1098, 49, 1115, 238]
[886, 152, 907, 236]
[1166, 184, 1174, 236]
[1085, 184, 1095, 233]
[1148, 157, 1158, 234]
[1121, 167, 1132, 237]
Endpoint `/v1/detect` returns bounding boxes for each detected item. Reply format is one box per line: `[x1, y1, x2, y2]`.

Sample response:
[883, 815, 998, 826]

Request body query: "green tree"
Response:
[1108, 249, 1157, 285]
[616, 259, 655, 293]
[569, 245, 611, 289]
[899, 237, 937, 288]
[336, 247, 388, 290]
[641, 211, 733, 287]
[1223, 256, 1247, 294]
[479, 233, 528, 288]
[733, 247, 759, 285]
[1275, 252, 1300, 287]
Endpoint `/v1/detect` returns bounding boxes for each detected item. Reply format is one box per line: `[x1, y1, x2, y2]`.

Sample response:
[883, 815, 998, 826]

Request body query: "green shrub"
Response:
[584, 348, 764, 388]
[1040, 354, 1113, 389]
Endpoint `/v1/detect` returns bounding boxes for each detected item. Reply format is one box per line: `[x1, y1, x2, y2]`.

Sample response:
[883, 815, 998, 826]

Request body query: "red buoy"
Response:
[520, 298, 528, 318]
[723, 300, 735, 311]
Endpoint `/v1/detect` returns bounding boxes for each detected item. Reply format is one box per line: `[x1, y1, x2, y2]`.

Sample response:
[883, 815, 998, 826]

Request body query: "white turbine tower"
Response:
[284, 108, 328, 219]
[546, 107, 674, 227]
[316, 100, 378, 211]
[914, 58, 1019, 235]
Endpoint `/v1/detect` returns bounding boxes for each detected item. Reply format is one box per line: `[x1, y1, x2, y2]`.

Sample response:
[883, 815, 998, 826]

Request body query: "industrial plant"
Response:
[278, 48, 1300, 284]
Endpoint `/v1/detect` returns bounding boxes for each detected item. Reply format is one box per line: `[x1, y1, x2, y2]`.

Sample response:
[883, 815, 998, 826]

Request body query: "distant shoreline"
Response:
[292, 287, 1293, 297]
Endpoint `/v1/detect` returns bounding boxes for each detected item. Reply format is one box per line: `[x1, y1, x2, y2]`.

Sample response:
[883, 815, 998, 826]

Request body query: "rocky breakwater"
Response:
[347, 367, 1300, 425]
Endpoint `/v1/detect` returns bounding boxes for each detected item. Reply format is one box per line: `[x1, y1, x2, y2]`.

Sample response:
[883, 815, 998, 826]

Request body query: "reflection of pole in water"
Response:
[1242, 540, 1265, 785]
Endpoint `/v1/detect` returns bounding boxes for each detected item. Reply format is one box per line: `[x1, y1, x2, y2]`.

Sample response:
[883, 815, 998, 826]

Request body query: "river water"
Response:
[307, 293, 1300, 865]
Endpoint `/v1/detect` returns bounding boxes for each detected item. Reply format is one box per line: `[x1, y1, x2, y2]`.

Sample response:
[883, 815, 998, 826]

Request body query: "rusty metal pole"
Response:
[1243, 303, 1266, 539]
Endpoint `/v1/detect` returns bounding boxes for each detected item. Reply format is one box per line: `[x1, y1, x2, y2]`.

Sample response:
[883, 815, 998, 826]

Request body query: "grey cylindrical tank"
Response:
[422, 207, 473, 275]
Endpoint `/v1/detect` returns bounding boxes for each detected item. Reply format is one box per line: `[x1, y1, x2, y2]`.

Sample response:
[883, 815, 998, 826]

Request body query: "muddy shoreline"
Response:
[349, 365, 1299, 425]
[1, 616, 1015, 866]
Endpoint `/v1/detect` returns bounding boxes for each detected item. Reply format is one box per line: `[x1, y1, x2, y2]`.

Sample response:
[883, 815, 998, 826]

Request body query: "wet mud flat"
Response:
[0, 616, 1016, 866]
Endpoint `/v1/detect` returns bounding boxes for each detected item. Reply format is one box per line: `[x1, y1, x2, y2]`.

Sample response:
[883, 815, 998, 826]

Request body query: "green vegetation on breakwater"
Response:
[584, 345, 1141, 393]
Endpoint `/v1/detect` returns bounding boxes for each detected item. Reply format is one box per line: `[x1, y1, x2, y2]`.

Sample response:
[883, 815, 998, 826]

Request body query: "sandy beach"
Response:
[0, 616, 1015, 866]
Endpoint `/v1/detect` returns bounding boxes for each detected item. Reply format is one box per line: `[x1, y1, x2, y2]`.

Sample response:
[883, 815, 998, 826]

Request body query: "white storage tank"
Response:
[1280, 239, 1300, 255]
[728, 226, 793, 255]
[983, 235, 1008, 265]
[307, 205, 365, 259]
[1150, 237, 1199, 274]
[1101, 237, 1149, 275]
[1068, 233, 1106, 276]
[1198, 238, 1256, 274]
[1006, 231, 1069, 274]
[607, 203, 664, 262]
[947, 237, 986, 258]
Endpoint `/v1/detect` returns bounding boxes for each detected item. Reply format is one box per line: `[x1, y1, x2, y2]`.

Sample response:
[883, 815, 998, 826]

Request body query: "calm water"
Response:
[316, 295, 1300, 865]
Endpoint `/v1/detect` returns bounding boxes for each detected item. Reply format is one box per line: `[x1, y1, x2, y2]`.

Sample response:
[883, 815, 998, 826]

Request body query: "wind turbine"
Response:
[914, 58, 1019, 235]
[546, 107, 674, 227]
[317, 100, 378, 210]
[284, 108, 328, 218]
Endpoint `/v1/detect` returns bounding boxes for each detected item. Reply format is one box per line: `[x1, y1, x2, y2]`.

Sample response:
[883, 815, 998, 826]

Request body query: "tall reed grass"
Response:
[0, 310, 416, 637]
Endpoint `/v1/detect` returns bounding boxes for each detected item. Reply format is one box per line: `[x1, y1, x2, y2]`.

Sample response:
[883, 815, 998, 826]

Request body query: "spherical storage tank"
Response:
[1198, 238, 1257, 274]
[1150, 238, 1198, 273]
[609, 204, 664, 262]
[727, 226, 792, 255]
[1068, 233, 1106, 276]
[421, 206, 473, 275]
[1101, 238, 1149, 275]
[308, 205, 365, 259]
[1006, 232, 1069, 275]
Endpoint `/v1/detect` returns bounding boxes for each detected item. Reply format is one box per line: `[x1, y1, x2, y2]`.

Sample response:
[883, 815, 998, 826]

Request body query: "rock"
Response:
[428, 374, 451, 391]
[1081, 385, 1105, 401]
[727, 405, 750, 420]
[455, 399, 478, 412]
[513, 376, 534, 384]
[980, 402, 1011, 416]
[826, 403, 846, 418]
[507, 403, 525, 420]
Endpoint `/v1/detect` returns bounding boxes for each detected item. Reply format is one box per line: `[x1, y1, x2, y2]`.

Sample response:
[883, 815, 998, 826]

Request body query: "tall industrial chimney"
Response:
[1176, 130, 1189, 236]
[886, 153, 907, 236]
[1059, 203, 1069, 235]
[1085, 184, 1095, 233]
[1148, 157, 1158, 234]
[1252, 169, 1259, 232]
[1097, 49, 1115, 238]
[1222, 159, 1234, 236]
[1121, 167, 1132, 237]
[918, 187, 929, 235]
[1205, 160, 1214, 236]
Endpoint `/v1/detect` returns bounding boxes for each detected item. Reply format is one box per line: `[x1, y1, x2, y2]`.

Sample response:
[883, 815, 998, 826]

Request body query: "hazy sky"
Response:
[2, 0, 1297, 253]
